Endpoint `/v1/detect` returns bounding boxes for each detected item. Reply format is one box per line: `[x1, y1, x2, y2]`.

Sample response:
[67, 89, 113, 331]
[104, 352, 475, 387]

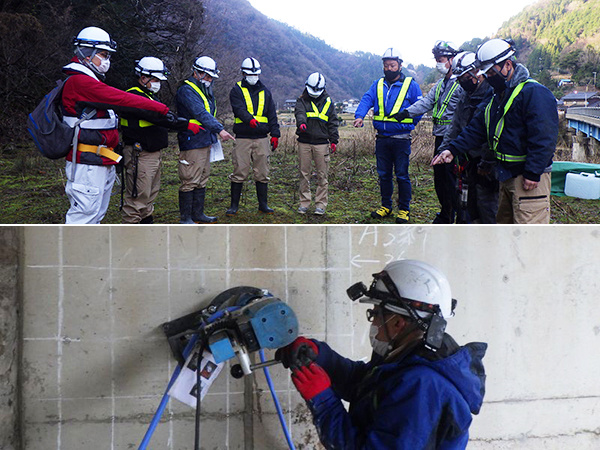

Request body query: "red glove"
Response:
[275, 336, 318, 370]
[299, 123, 307, 132]
[249, 118, 259, 129]
[292, 363, 331, 400]
[270, 137, 279, 151]
[187, 122, 202, 135]
[330, 143, 336, 153]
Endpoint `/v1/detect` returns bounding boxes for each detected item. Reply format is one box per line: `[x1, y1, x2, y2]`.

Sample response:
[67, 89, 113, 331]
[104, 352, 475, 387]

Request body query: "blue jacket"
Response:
[307, 336, 487, 449]
[449, 64, 558, 182]
[355, 73, 423, 137]
[175, 77, 224, 151]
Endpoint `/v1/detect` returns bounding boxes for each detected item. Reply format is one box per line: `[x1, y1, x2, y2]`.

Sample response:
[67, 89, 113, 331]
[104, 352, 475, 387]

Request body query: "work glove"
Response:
[298, 123, 307, 132]
[292, 363, 331, 401]
[392, 109, 410, 122]
[249, 118, 259, 129]
[270, 137, 279, 151]
[330, 143, 336, 154]
[275, 336, 318, 370]
[187, 122, 202, 135]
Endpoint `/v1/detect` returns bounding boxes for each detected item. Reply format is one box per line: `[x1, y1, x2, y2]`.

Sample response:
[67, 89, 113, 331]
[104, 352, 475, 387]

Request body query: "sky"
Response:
[247, 0, 539, 67]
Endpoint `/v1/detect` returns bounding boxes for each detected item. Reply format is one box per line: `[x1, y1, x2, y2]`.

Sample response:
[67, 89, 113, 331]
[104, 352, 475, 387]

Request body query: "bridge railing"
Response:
[566, 107, 600, 120]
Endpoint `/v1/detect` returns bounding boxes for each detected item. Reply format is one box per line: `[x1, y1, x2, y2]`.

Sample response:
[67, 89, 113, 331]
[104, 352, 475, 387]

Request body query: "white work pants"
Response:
[65, 161, 116, 224]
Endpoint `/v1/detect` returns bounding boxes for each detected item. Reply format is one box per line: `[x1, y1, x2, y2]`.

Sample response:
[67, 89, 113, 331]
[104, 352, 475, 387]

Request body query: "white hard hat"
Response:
[382, 47, 403, 63]
[476, 38, 516, 76]
[193, 56, 220, 78]
[73, 26, 117, 52]
[432, 40, 459, 59]
[305, 72, 326, 97]
[452, 51, 477, 77]
[135, 56, 169, 81]
[354, 259, 454, 319]
[241, 57, 261, 75]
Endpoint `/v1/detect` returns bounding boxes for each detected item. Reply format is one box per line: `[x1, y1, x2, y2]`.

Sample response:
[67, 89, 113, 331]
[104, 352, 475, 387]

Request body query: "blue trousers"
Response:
[375, 137, 411, 210]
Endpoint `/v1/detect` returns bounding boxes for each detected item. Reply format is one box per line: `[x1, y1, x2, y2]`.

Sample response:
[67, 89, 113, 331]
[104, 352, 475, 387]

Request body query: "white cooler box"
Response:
[564, 172, 600, 200]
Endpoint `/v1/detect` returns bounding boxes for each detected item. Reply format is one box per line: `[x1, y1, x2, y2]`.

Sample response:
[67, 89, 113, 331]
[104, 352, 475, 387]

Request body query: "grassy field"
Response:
[1, 114, 599, 224]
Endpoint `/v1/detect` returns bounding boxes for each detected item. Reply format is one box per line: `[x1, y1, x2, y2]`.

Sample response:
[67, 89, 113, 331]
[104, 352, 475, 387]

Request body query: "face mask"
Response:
[308, 90, 323, 98]
[200, 78, 212, 88]
[245, 75, 259, 85]
[436, 62, 449, 75]
[486, 73, 507, 92]
[148, 81, 161, 94]
[384, 70, 400, 83]
[369, 324, 391, 357]
[459, 77, 478, 94]
[96, 57, 110, 74]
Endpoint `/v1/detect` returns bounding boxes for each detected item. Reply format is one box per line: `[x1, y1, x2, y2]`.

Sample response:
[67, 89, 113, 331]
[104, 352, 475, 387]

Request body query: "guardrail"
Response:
[566, 107, 600, 120]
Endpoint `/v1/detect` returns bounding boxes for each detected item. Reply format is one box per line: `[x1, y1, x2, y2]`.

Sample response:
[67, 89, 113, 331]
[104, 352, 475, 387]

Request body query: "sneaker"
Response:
[371, 206, 392, 219]
[298, 206, 308, 214]
[314, 208, 325, 215]
[396, 210, 410, 224]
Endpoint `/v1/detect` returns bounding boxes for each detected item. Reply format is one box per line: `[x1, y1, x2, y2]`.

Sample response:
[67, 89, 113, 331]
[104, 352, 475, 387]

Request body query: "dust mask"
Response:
[245, 75, 259, 85]
[436, 62, 449, 75]
[369, 324, 392, 357]
[148, 81, 161, 94]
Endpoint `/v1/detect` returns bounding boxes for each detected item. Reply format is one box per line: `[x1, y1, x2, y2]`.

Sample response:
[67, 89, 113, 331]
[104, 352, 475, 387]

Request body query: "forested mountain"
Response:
[496, 0, 600, 86]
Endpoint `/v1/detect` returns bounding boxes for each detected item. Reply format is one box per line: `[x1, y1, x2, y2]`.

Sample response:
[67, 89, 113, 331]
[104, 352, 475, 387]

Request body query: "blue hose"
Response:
[260, 349, 296, 450]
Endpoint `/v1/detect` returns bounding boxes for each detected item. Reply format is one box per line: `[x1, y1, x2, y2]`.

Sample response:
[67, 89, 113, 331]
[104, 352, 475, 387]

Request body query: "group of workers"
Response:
[57, 26, 557, 224]
[59, 26, 338, 224]
[355, 39, 558, 225]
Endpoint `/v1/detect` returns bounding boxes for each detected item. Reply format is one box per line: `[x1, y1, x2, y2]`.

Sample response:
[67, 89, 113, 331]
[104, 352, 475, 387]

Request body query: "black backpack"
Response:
[27, 78, 92, 159]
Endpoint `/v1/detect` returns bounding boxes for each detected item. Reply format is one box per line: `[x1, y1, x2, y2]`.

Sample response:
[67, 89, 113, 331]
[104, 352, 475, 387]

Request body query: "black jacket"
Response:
[294, 89, 339, 145]
[120, 85, 188, 152]
[229, 79, 280, 139]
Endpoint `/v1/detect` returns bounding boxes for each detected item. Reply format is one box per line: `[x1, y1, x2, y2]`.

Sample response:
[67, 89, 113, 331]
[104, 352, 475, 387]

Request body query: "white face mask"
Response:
[245, 75, 259, 85]
[436, 62, 449, 75]
[95, 56, 111, 74]
[200, 78, 212, 88]
[369, 324, 391, 357]
[148, 81, 161, 93]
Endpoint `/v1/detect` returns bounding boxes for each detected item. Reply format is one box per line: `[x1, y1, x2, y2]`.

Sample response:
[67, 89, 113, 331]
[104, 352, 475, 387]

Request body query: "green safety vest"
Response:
[120, 86, 155, 128]
[306, 97, 332, 121]
[484, 79, 538, 163]
[373, 78, 414, 123]
[234, 81, 267, 124]
[432, 80, 459, 125]
[184, 79, 216, 126]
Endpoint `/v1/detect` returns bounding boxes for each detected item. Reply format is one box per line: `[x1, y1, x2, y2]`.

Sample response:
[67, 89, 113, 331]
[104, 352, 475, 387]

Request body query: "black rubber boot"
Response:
[192, 188, 217, 223]
[140, 215, 154, 224]
[256, 182, 274, 214]
[226, 182, 243, 216]
[179, 191, 195, 224]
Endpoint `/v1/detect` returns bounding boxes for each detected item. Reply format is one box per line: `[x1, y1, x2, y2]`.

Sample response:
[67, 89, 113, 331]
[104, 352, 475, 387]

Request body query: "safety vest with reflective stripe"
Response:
[306, 97, 332, 121]
[184, 80, 215, 126]
[432, 80, 459, 125]
[373, 78, 414, 123]
[234, 81, 267, 124]
[120, 87, 155, 128]
[484, 79, 538, 163]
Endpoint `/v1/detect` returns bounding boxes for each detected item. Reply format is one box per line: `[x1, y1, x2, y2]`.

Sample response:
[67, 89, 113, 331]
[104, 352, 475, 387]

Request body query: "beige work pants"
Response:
[121, 145, 162, 224]
[229, 137, 271, 183]
[496, 173, 551, 224]
[178, 146, 211, 192]
[298, 142, 330, 209]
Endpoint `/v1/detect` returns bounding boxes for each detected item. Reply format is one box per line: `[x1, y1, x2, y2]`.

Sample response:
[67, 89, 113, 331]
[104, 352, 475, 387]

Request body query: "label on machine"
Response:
[169, 349, 224, 407]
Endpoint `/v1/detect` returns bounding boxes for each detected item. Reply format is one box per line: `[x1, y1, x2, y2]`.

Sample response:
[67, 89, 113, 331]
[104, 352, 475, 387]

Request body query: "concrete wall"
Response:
[0, 227, 20, 450]
[18, 226, 600, 449]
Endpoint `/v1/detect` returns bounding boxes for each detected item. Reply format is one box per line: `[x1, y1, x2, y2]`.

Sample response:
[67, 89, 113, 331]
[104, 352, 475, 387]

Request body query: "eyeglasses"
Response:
[366, 308, 389, 322]
[96, 52, 111, 60]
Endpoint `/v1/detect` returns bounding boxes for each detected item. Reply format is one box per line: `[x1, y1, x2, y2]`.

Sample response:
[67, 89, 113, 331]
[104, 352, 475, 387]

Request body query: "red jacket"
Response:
[61, 58, 169, 165]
